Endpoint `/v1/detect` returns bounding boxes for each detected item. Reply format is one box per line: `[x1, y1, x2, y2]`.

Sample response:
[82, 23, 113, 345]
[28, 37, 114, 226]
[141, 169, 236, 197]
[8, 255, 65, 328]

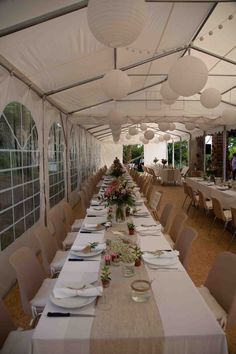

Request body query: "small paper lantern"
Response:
[128, 126, 139, 136]
[108, 107, 125, 125]
[110, 123, 121, 134]
[87, 0, 147, 48]
[185, 122, 195, 131]
[162, 98, 176, 105]
[143, 138, 149, 144]
[200, 88, 221, 108]
[125, 134, 131, 140]
[140, 123, 147, 131]
[168, 55, 208, 97]
[101, 70, 131, 99]
[160, 81, 179, 101]
[144, 129, 154, 140]
[222, 108, 236, 125]
[163, 133, 171, 141]
[158, 122, 170, 131]
[158, 135, 164, 142]
[169, 123, 176, 131]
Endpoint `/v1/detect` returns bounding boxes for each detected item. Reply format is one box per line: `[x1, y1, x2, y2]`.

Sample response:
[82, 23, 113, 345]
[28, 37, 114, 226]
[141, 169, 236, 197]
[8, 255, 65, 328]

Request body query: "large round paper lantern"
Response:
[102, 70, 131, 99]
[108, 107, 126, 125]
[200, 88, 221, 108]
[87, 0, 147, 48]
[110, 123, 121, 133]
[169, 123, 176, 131]
[128, 126, 139, 136]
[144, 129, 154, 140]
[222, 108, 236, 125]
[185, 122, 195, 131]
[168, 55, 208, 97]
[159, 122, 170, 131]
[140, 123, 147, 131]
[164, 133, 171, 141]
[160, 81, 179, 101]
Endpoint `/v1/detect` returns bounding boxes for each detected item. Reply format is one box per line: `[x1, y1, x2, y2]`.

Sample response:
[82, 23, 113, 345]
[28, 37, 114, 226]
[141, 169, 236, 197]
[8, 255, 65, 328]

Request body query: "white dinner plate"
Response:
[50, 294, 96, 308]
[82, 224, 106, 231]
[216, 186, 229, 191]
[70, 249, 103, 258]
[142, 254, 179, 266]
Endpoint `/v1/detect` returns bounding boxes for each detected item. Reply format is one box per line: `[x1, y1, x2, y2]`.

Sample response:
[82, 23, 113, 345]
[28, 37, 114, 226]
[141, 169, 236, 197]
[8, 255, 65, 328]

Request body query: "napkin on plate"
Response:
[86, 208, 107, 216]
[90, 200, 101, 206]
[136, 225, 162, 232]
[71, 243, 106, 252]
[143, 250, 179, 260]
[83, 223, 104, 230]
[53, 284, 103, 299]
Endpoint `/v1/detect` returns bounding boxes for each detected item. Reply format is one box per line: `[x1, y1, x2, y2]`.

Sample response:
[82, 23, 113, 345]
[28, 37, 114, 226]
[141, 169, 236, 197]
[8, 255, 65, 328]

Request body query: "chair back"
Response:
[149, 191, 163, 210]
[197, 190, 207, 210]
[35, 226, 58, 275]
[169, 211, 188, 243]
[0, 299, 15, 349]
[9, 247, 45, 315]
[61, 201, 74, 233]
[48, 209, 67, 249]
[166, 169, 175, 184]
[175, 226, 197, 270]
[183, 181, 189, 197]
[205, 252, 236, 329]
[181, 166, 189, 177]
[159, 202, 175, 228]
[230, 207, 236, 229]
[212, 197, 225, 221]
[187, 185, 198, 204]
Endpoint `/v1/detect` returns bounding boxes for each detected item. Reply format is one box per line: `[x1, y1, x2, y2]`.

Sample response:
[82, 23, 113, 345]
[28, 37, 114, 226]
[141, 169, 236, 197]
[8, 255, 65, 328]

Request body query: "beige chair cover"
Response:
[159, 202, 175, 229]
[48, 209, 67, 249]
[175, 226, 198, 270]
[168, 211, 188, 244]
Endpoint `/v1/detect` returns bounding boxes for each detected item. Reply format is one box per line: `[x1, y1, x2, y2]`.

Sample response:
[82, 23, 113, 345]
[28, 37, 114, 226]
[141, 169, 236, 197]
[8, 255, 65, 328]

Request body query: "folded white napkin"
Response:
[53, 285, 103, 299]
[86, 208, 107, 216]
[136, 225, 162, 232]
[143, 250, 179, 259]
[83, 223, 102, 229]
[71, 243, 106, 252]
[90, 200, 100, 206]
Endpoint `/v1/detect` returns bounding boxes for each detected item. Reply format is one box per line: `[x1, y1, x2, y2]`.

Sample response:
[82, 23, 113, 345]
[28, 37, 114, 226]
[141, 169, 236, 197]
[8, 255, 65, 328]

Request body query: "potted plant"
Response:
[153, 157, 159, 165]
[127, 222, 135, 235]
[161, 158, 167, 167]
[100, 265, 111, 288]
[132, 245, 143, 267]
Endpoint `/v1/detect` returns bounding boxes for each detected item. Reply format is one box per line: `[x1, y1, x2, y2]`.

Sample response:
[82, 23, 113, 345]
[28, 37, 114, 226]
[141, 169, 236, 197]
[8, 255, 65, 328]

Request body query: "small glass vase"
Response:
[115, 204, 126, 223]
[121, 262, 135, 277]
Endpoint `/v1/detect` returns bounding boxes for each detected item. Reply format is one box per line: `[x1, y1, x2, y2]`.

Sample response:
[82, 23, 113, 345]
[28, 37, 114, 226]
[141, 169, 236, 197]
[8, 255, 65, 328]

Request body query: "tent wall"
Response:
[144, 142, 167, 165]
[0, 66, 101, 296]
[101, 142, 123, 167]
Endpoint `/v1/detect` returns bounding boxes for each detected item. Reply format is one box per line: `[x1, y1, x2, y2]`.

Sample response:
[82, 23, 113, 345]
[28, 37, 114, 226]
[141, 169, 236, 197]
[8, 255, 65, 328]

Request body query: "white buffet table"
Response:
[32, 176, 228, 354]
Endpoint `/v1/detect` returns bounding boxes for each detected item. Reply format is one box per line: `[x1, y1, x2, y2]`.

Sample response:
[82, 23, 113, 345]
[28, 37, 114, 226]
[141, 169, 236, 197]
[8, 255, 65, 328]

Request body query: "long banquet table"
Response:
[32, 175, 228, 354]
[186, 177, 236, 209]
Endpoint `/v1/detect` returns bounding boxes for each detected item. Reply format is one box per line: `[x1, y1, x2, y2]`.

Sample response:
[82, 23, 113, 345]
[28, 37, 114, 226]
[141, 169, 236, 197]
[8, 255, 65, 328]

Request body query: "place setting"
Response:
[69, 242, 106, 261]
[142, 250, 181, 271]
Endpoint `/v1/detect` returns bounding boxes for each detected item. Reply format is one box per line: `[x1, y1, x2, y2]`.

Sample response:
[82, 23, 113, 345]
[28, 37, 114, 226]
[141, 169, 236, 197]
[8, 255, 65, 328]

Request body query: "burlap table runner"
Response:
[90, 223, 164, 354]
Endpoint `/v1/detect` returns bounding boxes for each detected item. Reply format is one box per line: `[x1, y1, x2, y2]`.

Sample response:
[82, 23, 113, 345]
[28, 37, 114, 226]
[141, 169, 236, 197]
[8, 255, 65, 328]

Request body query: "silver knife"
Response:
[47, 312, 96, 317]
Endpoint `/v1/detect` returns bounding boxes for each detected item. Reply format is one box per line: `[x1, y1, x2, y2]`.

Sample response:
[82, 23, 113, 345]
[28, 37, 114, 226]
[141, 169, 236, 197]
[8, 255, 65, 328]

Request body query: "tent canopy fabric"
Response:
[0, 0, 235, 143]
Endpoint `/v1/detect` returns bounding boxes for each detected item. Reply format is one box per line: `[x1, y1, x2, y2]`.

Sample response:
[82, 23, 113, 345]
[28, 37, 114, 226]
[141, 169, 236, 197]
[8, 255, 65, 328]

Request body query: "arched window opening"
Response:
[70, 129, 78, 191]
[0, 102, 40, 250]
[48, 122, 65, 208]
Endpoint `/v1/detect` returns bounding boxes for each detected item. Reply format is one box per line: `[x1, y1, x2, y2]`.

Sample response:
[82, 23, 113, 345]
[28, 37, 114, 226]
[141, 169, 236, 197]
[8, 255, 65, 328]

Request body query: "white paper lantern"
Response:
[185, 122, 195, 131]
[154, 137, 159, 143]
[125, 134, 131, 140]
[144, 129, 154, 140]
[169, 123, 176, 131]
[162, 98, 176, 105]
[158, 135, 164, 142]
[158, 122, 170, 131]
[128, 126, 139, 136]
[87, 0, 147, 48]
[108, 107, 126, 125]
[222, 108, 236, 125]
[102, 70, 131, 99]
[168, 55, 208, 97]
[200, 88, 221, 108]
[163, 133, 171, 141]
[139, 135, 144, 142]
[160, 81, 179, 101]
[143, 138, 149, 144]
[140, 123, 147, 131]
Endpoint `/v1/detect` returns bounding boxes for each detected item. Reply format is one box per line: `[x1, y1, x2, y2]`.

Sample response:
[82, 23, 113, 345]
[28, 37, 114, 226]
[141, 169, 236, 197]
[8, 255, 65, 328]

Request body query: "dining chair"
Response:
[164, 211, 188, 248]
[0, 299, 34, 354]
[9, 247, 56, 317]
[209, 197, 232, 236]
[48, 209, 67, 249]
[228, 207, 236, 249]
[174, 226, 198, 270]
[148, 190, 163, 220]
[35, 225, 68, 276]
[198, 252, 236, 330]
[61, 201, 84, 235]
[182, 181, 191, 208]
[158, 202, 175, 232]
[197, 190, 213, 216]
[186, 185, 199, 213]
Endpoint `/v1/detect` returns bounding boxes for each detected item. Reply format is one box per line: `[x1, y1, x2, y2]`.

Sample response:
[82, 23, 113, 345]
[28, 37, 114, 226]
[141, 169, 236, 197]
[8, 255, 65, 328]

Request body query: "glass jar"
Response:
[121, 262, 135, 277]
[131, 280, 151, 303]
[115, 204, 126, 223]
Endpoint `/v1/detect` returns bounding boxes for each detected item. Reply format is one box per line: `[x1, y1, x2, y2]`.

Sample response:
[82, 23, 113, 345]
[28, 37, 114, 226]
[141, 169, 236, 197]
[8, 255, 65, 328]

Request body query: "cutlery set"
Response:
[47, 312, 96, 318]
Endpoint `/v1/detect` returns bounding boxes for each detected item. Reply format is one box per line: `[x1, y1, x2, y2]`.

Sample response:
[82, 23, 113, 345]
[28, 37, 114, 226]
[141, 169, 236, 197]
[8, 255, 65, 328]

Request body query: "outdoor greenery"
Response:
[228, 136, 236, 159]
[123, 144, 144, 164]
[167, 140, 188, 167]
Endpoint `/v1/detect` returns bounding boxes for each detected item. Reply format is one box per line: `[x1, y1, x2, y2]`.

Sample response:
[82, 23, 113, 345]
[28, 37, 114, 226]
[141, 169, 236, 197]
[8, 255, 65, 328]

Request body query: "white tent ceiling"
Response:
[0, 0, 235, 142]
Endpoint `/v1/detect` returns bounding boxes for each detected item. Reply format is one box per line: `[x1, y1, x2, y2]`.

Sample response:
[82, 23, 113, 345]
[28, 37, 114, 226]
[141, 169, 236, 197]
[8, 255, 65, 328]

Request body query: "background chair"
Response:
[0, 299, 34, 354]
[35, 225, 68, 276]
[164, 211, 188, 248]
[198, 252, 236, 330]
[182, 181, 191, 208]
[158, 202, 175, 232]
[186, 184, 199, 213]
[228, 207, 236, 249]
[148, 190, 163, 220]
[209, 197, 232, 236]
[9, 247, 56, 317]
[174, 226, 198, 270]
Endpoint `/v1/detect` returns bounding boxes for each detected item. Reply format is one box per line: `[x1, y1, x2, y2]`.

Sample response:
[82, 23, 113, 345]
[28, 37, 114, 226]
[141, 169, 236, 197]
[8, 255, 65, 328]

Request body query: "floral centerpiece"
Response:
[161, 158, 167, 167]
[153, 157, 159, 165]
[109, 158, 125, 178]
[103, 179, 135, 222]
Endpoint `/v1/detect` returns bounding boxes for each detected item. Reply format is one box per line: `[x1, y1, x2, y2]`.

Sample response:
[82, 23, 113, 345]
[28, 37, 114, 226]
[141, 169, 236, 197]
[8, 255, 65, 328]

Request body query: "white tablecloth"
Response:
[32, 179, 228, 354]
[186, 177, 236, 209]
